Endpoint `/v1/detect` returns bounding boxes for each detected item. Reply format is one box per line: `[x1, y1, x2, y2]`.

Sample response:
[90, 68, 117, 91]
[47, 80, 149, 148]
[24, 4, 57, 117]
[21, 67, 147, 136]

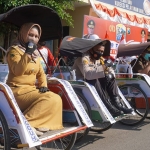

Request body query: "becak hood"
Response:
[60, 36, 111, 57]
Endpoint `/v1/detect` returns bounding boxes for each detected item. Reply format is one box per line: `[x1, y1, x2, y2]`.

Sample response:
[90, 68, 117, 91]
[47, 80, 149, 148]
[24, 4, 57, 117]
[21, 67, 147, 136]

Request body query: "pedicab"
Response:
[115, 42, 150, 125]
[0, 4, 93, 149]
[52, 36, 135, 139]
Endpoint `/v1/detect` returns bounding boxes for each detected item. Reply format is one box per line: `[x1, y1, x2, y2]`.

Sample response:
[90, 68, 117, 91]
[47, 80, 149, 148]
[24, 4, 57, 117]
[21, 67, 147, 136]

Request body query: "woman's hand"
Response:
[39, 87, 49, 93]
[25, 42, 37, 55]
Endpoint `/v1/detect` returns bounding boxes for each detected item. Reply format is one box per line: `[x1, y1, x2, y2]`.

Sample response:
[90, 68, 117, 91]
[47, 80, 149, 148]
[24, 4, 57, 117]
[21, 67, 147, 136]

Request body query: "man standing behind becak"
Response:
[38, 41, 56, 73]
[83, 20, 100, 40]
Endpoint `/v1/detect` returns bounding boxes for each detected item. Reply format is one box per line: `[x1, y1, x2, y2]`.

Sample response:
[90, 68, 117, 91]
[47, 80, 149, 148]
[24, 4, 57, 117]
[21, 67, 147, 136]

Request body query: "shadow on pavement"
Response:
[73, 131, 105, 150]
[109, 119, 150, 131]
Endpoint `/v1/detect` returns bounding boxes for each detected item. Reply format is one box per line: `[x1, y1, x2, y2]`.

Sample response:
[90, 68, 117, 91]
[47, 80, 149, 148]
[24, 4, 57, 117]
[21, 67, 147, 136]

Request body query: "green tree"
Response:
[0, 0, 80, 27]
[0, 0, 82, 49]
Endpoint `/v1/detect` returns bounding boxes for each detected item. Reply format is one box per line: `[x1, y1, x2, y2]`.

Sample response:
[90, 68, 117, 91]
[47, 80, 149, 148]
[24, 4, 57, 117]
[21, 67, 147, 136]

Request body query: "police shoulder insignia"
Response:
[83, 59, 89, 65]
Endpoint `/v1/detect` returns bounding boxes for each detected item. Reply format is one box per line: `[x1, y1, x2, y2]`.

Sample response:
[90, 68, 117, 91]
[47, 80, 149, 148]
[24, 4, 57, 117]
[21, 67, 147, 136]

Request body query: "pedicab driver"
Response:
[73, 40, 133, 117]
[131, 47, 150, 76]
[6, 23, 63, 136]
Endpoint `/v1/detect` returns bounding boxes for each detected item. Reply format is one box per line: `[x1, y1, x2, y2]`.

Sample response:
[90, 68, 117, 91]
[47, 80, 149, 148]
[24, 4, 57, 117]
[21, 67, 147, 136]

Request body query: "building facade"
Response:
[63, 0, 150, 39]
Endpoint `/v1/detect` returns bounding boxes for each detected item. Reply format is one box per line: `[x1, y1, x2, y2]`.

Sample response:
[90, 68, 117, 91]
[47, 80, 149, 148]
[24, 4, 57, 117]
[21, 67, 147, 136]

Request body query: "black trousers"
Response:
[86, 75, 119, 102]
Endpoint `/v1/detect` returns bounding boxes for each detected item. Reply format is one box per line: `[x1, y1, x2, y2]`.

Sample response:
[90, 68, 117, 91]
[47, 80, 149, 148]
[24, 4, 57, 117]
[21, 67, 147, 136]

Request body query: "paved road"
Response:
[74, 119, 150, 150]
[15, 118, 150, 150]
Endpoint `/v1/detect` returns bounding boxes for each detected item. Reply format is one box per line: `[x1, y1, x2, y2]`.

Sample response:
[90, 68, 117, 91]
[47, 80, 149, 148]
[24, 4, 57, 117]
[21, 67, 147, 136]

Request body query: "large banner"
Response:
[96, 0, 150, 16]
[83, 15, 148, 58]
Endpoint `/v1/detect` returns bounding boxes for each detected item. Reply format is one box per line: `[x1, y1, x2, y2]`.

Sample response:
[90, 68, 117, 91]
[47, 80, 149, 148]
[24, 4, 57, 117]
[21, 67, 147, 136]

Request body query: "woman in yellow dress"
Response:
[6, 23, 63, 136]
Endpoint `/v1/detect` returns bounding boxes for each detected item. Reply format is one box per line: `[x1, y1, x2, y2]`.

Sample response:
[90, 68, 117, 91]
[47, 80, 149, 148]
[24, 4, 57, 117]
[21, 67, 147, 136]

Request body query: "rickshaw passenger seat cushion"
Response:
[63, 111, 77, 123]
[115, 73, 133, 78]
[115, 64, 133, 78]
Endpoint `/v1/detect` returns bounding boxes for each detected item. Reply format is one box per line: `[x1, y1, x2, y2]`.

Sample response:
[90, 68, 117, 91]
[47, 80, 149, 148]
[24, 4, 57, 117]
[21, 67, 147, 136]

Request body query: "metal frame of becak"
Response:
[53, 66, 135, 132]
[116, 73, 150, 121]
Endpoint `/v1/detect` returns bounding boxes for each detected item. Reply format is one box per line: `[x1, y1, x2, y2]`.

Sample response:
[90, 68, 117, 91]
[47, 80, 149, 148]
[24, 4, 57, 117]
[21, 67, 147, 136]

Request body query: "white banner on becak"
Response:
[48, 77, 93, 127]
[83, 81, 116, 124]
[110, 40, 119, 59]
[0, 82, 41, 148]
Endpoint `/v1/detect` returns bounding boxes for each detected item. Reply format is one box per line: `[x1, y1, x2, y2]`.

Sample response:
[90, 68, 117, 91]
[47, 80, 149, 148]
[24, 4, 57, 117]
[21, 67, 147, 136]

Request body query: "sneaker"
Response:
[109, 106, 124, 117]
[112, 97, 134, 114]
[103, 99, 124, 117]
[113, 100, 134, 114]
[119, 107, 134, 114]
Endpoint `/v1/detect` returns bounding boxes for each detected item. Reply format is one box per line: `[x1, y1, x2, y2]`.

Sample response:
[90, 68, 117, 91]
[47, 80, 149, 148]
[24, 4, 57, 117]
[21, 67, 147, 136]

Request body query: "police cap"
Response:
[87, 20, 95, 29]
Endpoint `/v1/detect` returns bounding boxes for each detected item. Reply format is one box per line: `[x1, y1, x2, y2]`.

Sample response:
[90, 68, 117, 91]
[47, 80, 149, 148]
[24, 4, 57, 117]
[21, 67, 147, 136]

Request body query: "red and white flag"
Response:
[120, 34, 126, 44]
[104, 31, 109, 39]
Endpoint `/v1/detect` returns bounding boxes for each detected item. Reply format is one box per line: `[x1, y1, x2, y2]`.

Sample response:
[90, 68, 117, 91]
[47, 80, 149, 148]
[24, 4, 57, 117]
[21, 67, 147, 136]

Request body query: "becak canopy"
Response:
[117, 42, 150, 58]
[0, 4, 62, 41]
[60, 36, 111, 57]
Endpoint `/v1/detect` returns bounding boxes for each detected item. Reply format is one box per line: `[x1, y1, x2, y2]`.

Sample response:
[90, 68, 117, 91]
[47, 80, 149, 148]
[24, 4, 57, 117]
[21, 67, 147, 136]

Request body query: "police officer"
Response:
[83, 20, 100, 40]
[73, 40, 133, 117]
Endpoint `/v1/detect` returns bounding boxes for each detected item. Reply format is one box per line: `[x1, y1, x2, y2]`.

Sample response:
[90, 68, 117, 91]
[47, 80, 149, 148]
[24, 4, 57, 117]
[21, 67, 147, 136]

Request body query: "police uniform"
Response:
[83, 20, 100, 40]
[73, 51, 119, 102]
[6, 46, 63, 130]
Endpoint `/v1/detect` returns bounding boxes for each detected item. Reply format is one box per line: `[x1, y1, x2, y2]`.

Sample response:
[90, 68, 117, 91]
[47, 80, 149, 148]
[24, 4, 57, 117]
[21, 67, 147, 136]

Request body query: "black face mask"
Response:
[92, 51, 103, 60]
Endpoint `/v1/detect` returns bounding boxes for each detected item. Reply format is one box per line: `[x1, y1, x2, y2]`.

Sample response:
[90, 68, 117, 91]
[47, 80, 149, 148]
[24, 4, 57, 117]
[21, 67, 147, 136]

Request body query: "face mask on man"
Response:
[144, 53, 150, 61]
[92, 51, 103, 60]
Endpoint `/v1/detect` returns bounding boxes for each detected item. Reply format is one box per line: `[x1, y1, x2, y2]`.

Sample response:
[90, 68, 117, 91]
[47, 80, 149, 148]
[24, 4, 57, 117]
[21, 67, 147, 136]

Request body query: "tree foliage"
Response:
[0, 0, 79, 27]
[0, 0, 80, 48]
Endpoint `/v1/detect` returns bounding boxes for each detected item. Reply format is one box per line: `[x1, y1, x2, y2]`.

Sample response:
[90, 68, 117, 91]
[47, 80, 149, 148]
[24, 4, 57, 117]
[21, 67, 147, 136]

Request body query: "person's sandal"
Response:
[37, 127, 49, 132]
[32, 127, 43, 136]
